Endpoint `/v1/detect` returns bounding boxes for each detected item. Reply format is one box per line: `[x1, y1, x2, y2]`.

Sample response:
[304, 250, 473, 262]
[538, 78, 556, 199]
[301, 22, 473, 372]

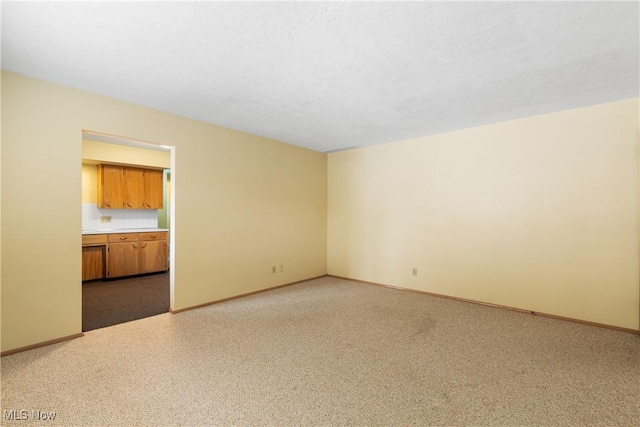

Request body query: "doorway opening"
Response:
[80, 131, 175, 331]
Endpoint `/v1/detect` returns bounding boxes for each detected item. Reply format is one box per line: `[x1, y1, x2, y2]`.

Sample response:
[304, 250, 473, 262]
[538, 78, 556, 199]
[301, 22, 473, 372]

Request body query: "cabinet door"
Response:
[139, 240, 167, 274]
[125, 168, 145, 209]
[98, 165, 126, 208]
[82, 234, 107, 245]
[143, 169, 163, 209]
[108, 233, 139, 243]
[82, 246, 105, 281]
[107, 242, 139, 278]
[139, 231, 167, 241]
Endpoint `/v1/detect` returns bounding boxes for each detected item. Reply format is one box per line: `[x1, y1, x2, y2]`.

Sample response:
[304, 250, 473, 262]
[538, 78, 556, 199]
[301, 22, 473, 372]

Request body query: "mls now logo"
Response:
[3, 410, 28, 421]
[32, 410, 57, 421]
[3, 409, 57, 421]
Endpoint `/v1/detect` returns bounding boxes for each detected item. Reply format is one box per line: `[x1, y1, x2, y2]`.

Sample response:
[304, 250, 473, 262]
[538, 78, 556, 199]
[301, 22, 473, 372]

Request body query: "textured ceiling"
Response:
[2, 2, 638, 152]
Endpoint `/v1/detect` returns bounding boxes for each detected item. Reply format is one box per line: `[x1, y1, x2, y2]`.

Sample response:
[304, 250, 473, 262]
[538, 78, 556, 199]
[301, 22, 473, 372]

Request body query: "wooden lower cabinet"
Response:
[106, 231, 168, 278]
[84, 231, 168, 280]
[107, 241, 140, 278]
[82, 234, 107, 281]
[139, 240, 167, 274]
[82, 246, 105, 281]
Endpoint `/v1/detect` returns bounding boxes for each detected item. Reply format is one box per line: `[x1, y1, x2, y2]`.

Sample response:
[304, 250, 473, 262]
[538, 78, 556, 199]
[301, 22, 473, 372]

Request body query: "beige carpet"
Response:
[2, 276, 639, 426]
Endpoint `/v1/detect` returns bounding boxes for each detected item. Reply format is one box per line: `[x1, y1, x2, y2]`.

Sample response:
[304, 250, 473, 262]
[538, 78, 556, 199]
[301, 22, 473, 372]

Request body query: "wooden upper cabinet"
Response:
[143, 169, 163, 209]
[125, 168, 145, 209]
[97, 164, 164, 210]
[97, 165, 126, 208]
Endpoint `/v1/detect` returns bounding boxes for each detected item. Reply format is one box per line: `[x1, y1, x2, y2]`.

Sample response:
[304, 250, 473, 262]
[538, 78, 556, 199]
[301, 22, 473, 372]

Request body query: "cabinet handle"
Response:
[132, 244, 137, 249]
[120, 237, 127, 240]
[141, 243, 147, 248]
[150, 235, 157, 239]
[126, 202, 132, 207]
[105, 202, 111, 207]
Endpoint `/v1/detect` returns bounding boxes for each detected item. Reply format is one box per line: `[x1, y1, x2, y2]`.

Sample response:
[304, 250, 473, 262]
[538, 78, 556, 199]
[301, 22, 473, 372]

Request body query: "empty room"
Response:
[1, 2, 639, 426]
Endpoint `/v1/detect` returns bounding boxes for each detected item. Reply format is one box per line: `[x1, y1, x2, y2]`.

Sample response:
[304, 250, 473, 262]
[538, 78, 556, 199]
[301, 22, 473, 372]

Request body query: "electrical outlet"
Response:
[412, 268, 418, 276]
[279, 265, 284, 273]
[272, 266, 276, 274]
[100, 216, 112, 223]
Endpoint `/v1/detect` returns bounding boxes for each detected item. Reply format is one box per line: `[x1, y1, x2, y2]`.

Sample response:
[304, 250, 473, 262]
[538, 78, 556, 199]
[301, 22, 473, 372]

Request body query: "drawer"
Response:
[82, 234, 107, 246]
[139, 232, 167, 241]
[108, 233, 139, 242]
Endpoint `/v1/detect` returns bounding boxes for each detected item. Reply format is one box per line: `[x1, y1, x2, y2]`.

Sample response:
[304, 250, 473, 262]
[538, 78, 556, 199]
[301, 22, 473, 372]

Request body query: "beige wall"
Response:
[158, 171, 170, 230]
[83, 139, 171, 169]
[1, 71, 327, 352]
[2, 70, 638, 353]
[81, 164, 98, 203]
[328, 98, 640, 330]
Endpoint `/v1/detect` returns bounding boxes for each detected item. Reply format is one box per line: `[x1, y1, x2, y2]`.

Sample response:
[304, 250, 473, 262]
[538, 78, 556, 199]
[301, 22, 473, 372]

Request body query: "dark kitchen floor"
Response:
[82, 271, 169, 332]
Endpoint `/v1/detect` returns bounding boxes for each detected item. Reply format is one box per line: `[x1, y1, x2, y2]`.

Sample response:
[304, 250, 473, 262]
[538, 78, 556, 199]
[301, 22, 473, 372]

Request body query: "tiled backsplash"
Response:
[82, 203, 158, 230]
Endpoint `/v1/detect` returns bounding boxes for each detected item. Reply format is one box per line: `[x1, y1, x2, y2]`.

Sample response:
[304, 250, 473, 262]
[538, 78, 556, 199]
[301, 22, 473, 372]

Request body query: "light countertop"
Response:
[82, 228, 169, 235]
